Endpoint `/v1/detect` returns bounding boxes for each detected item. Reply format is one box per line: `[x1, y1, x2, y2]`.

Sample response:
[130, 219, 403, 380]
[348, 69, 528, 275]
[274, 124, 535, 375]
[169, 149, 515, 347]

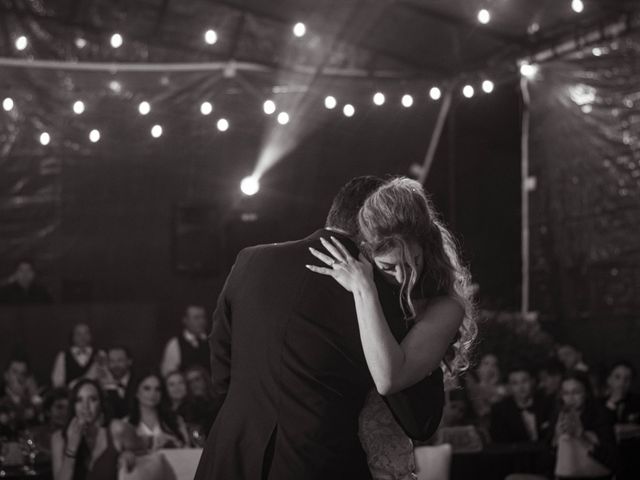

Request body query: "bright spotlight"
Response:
[477, 9, 491, 24]
[482, 80, 494, 94]
[429, 87, 442, 100]
[151, 125, 163, 138]
[2, 97, 14, 111]
[75, 37, 87, 49]
[89, 129, 101, 143]
[110, 33, 123, 48]
[217, 118, 229, 132]
[204, 29, 218, 45]
[293, 22, 306, 38]
[277, 112, 290, 125]
[263, 100, 276, 115]
[462, 85, 474, 98]
[571, 0, 584, 13]
[138, 101, 151, 115]
[200, 101, 213, 115]
[39, 132, 50, 146]
[373, 92, 385, 106]
[401, 94, 414, 107]
[324, 95, 337, 109]
[15, 36, 28, 51]
[519, 62, 539, 78]
[343, 104, 355, 117]
[73, 100, 85, 114]
[240, 176, 260, 196]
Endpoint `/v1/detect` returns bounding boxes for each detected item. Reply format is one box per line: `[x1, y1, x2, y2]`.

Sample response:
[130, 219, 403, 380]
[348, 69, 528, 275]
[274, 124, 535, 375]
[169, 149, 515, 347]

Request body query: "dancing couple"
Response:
[194, 175, 477, 480]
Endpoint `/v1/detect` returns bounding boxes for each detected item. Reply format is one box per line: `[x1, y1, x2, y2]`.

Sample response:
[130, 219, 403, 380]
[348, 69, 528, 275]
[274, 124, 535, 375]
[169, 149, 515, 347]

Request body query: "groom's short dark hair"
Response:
[325, 176, 384, 237]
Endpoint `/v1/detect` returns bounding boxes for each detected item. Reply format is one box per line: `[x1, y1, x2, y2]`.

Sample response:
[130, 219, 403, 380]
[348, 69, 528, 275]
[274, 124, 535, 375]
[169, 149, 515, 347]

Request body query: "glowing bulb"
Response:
[592, 47, 602, 57]
[343, 104, 355, 117]
[478, 9, 491, 24]
[263, 100, 276, 115]
[462, 85, 474, 98]
[571, 0, 584, 13]
[151, 125, 163, 138]
[324, 96, 337, 109]
[200, 101, 213, 115]
[293, 22, 306, 38]
[373, 92, 385, 106]
[109, 80, 122, 93]
[89, 129, 101, 143]
[401, 94, 414, 107]
[217, 118, 229, 132]
[2, 97, 14, 111]
[519, 62, 538, 78]
[277, 112, 290, 125]
[73, 100, 85, 114]
[39, 132, 50, 146]
[110, 33, 123, 48]
[482, 80, 494, 93]
[138, 101, 151, 115]
[204, 29, 218, 45]
[75, 37, 87, 49]
[240, 176, 260, 196]
[15, 36, 28, 51]
[429, 87, 442, 100]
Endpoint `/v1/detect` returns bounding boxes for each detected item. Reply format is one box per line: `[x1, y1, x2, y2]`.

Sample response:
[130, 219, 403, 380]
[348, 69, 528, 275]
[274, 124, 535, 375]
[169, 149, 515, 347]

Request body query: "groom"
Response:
[194, 176, 444, 480]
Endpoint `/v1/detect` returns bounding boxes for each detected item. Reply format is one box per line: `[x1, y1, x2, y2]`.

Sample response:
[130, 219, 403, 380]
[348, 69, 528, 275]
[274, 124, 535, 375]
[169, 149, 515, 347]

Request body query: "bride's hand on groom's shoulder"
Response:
[306, 236, 375, 293]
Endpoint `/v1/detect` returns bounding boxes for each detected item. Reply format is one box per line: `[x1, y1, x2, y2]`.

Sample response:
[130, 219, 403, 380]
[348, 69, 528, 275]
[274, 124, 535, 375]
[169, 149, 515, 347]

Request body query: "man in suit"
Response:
[490, 365, 552, 444]
[195, 176, 444, 480]
[101, 346, 136, 419]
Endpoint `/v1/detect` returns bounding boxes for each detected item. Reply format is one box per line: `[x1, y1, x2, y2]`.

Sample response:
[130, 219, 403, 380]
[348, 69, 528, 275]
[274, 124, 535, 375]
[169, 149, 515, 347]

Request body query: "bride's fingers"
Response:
[305, 264, 335, 276]
[319, 237, 346, 263]
[330, 236, 353, 261]
[309, 247, 336, 266]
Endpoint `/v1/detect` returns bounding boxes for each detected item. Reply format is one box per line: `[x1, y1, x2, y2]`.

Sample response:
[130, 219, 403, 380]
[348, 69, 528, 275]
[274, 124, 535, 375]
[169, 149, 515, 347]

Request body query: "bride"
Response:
[308, 177, 477, 479]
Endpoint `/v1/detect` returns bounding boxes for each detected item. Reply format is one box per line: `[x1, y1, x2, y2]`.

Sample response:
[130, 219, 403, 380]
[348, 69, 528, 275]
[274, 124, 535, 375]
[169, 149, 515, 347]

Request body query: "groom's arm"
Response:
[383, 368, 445, 441]
[208, 248, 254, 421]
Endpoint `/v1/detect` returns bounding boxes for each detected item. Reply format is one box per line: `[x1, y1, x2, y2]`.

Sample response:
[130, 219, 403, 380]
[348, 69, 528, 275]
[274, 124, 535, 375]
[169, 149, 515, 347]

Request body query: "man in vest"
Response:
[161, 304, 210, 376]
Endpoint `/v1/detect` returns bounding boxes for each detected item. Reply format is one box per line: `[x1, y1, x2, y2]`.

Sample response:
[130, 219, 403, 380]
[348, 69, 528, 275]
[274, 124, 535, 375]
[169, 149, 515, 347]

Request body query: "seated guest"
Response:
[164, 370, 188, 417]
[0, 259, 52, 305]
[538, 359, 564, 403]
[490, 366, 552, 443]
[100, 346, 135, 419]
[51, 379, 134, 480]
[602, 360, 640, 425]
[52, 323, 101, 388]
[126, 372, 189, 451]
[183, 365, 216, 434]
[160, 304, 210, 377]
[31, 387, 69, 454]
[464, 353, 507, 433]
[556, 343, 589, 373]
[550, 372, 618, 479]
[0, 356, 43, 431]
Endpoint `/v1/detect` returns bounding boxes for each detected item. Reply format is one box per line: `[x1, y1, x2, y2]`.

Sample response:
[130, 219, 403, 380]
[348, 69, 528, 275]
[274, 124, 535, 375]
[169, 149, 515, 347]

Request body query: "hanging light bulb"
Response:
[138, 101, 151, 115]
[240, 176, 260, 196]
[293, 22, 307, 38]
[482, 80, 494, 94]
[277, 112, 290, 125]
[151, 125, 163, 138]
[73, 100, 85, 114]
[263, 100, 276, 115]
[477, 9, 491, 24]
[15, 36, 28, 51]
[373, 92, 385, 106]
[204, 29, 218, 45]
[429, 87, 442, 101]
[217, 118, 229, 132]
[343, 104, 355, 117]
[39, 132, 50, 146]
[110, 33, 123, 48]
[200, 102, 213, 115]
[571, 0, 584, 13]
[462, 85, 475, 98]
[89, 129, 101, 143]
[324, 96, 337, 109]
[401, 94, 414, 107]
[2, 97, 15, 111]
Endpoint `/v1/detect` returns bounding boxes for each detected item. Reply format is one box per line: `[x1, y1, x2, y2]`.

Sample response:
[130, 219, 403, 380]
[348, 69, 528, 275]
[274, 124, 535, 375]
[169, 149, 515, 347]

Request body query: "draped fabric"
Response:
[528, 32, 640, 319]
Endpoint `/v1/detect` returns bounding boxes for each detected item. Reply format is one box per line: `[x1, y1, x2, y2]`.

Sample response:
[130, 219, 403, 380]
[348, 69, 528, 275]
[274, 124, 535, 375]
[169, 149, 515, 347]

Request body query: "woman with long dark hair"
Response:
[307, 177, 477, 479]
[126, 372, 189, 450]
[51, 379, 133, 480]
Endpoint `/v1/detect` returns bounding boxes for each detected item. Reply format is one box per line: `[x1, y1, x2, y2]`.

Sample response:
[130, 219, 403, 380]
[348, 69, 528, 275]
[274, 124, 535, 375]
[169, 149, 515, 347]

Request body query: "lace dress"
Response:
[359, 390, 417, 480]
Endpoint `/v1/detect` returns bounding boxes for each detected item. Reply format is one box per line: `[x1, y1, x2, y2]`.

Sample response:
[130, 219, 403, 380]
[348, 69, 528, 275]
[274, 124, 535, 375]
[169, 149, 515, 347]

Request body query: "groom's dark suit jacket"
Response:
[194, 229, 444, 480]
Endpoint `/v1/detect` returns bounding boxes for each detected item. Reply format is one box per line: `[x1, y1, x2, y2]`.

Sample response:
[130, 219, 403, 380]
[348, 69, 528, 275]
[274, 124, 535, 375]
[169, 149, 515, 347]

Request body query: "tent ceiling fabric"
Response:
[0, 0, 635, 78]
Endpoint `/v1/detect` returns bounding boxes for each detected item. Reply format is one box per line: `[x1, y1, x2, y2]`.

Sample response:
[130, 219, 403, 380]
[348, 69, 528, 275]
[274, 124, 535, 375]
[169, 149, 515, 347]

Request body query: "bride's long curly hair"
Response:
[358, 177, 477, 379]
